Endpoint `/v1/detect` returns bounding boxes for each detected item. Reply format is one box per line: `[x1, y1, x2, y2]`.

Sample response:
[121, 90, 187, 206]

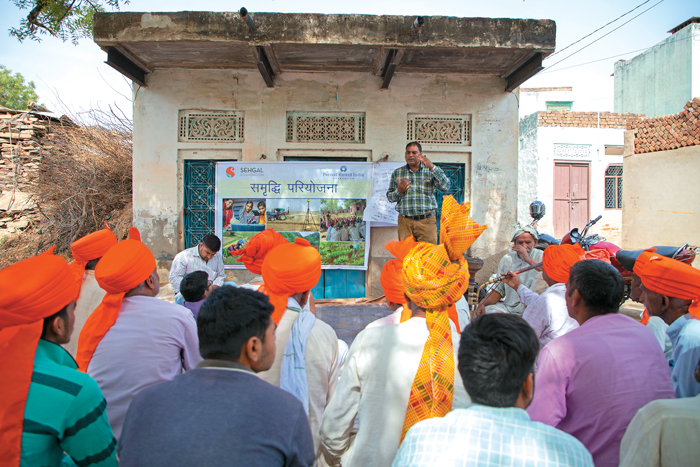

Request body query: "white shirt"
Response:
[620, 394, 700, 467]
[258, 297, 340, 455]
[169, 245, 225, 296]
[349, 226, 361, 242]
[365, 298, 470, 333]
[330, 228, 341, 242]
[65, 271, 106, 357]
[319, 317, 471, 467]
[517, 283, 579, 347]
[647, 316, 673, 363]
[87, 295, 201, 440]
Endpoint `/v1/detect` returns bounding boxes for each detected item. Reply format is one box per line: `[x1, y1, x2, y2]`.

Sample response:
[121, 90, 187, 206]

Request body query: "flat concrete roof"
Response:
[94, 12, 555, 89]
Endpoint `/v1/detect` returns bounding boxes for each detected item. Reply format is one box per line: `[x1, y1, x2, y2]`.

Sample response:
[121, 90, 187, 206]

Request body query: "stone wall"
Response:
[627, 98, 700, 154]
[0, 111, 48, 237]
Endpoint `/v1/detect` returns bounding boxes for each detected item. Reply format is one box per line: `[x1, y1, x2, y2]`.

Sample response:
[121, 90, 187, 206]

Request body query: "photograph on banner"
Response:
[320, 199, 366, 242]
[279, 231, 321, 250]
[223, 198, 267, 229]
[266, 198, 321, 232]
[222, 230, 260, 266]
[321, 242, 365, 266]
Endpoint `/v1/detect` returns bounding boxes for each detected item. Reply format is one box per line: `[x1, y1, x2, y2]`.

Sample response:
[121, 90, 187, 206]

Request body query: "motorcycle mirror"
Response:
[569, 228, 581, 243]
[529, 201, 546, 222]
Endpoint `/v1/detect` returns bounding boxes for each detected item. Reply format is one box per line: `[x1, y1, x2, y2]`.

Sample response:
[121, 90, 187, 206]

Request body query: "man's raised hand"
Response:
[397, 177, 411, 193]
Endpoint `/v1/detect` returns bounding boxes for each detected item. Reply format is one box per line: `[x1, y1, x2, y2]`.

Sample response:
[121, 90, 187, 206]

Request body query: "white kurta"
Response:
[619, 394, 700, 467]
[518, 282, 579, 347]
[64, 271, 106, 357]
[258, 298, 340, 455]
[86, 295, 201, 440]
[319, 317, 471, 467]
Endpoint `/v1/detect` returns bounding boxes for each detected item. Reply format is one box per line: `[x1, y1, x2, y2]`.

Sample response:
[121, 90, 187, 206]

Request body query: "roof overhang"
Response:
[93, 12, 556, 91]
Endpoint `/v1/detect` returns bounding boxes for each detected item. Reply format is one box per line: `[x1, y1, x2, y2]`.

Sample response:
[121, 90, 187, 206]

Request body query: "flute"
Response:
[475, 262, 543, 302]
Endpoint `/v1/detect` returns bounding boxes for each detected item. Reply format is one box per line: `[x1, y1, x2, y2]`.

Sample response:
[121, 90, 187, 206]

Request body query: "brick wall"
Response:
[627, 98, 700, 154]
[536, 111, 641, 128]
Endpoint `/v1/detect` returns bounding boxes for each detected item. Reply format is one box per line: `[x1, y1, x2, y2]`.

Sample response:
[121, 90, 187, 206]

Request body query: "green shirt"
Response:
[386, 163, 450, 217]
[21, 339, 117, 467]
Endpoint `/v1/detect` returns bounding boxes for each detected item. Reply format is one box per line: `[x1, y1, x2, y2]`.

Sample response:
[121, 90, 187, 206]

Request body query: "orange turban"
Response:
[76, 229, 156, 371]
[542, 244, 585, 283]
[401, 196, 487, 443]
[636, 251, 700, 318]
[381, 237, 418, 323]
[68, 224, 118, 287]
[230, 229, 288, 275]
[261, 237, 321, 325]
[0, 251, 79, 466]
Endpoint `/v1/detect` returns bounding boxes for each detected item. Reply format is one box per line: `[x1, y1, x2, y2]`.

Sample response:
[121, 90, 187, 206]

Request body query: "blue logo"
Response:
[340, 165, 348, 172]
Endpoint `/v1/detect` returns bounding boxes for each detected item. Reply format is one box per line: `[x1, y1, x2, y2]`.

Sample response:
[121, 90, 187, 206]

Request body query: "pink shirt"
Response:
[527, 313, 675, 467]
[87, 296, 202, 440]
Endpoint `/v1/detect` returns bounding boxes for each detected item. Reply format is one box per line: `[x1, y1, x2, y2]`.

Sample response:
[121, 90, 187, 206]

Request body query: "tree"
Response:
[8, 0, 124, 44]
[0, 65, 39, 110]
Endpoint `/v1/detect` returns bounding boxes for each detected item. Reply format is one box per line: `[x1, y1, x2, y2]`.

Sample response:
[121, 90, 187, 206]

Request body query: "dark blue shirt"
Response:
[118, 360, 315, 467]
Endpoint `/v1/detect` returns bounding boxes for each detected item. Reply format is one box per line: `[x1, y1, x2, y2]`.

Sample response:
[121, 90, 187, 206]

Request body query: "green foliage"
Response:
[320, 242, 364, 266]
[0, 65, 38, 110]
[8, 0, 125, 44]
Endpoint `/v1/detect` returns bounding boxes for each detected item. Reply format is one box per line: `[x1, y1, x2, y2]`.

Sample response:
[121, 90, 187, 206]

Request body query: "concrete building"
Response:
[92, 11, 555, 297]
[622, 98, 700, 264]
[614, 17, 700, 118]
[518, 109, 640, 246]
[519, 87, 574, 118]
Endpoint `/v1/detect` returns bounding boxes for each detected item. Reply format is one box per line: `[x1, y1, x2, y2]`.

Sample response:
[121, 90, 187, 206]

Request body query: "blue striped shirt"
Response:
[393, 404, 593, 467]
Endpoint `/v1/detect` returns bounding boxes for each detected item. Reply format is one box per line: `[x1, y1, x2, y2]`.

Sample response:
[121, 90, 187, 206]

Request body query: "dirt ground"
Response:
[268, 211, 321, 232]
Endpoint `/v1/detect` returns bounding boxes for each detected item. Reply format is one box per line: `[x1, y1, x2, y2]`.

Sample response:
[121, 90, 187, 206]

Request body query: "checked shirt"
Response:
[386, 163, 450, 217]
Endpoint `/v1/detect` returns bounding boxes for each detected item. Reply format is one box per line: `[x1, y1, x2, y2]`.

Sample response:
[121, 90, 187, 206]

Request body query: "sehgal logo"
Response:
[225, 167, 235, 178]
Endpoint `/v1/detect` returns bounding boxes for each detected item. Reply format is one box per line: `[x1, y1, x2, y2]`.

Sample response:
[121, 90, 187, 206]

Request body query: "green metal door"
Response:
[183, 160, 219, 248]
[434, 163, 466, 236]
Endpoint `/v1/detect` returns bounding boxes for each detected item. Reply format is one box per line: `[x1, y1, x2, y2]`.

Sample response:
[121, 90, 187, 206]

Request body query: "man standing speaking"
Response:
[386, 142, 450, 244]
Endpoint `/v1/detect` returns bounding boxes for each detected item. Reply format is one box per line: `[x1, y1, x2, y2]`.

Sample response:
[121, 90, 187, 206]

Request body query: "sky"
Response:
[0, 0, 696, 120]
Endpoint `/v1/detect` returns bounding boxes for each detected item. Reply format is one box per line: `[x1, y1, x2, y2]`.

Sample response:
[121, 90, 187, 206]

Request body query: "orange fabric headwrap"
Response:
[0, 253, 79, 466]
[636, 251, 700, 318]
[261, 237, 321, 324]
[381, 237, 418, 323]
[68, 224, 118, 287]
[401, 196, 487, 443]
[230, 229, 288, 275]
[76, 231, 156, 371]
[542, 244, 585, 283]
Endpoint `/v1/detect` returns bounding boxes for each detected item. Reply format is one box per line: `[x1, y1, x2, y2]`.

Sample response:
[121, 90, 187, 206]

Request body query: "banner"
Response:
[364, 161, 404, 225]
[216, 162, 372, 270]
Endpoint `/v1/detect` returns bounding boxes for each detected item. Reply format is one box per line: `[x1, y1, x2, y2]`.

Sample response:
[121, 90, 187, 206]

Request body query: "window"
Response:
[605, 165, 623, 209]
[546, 101, 572, 112]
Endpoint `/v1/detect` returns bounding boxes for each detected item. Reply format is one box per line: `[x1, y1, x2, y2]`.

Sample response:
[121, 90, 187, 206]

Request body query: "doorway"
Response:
[553, 162, 590, 238]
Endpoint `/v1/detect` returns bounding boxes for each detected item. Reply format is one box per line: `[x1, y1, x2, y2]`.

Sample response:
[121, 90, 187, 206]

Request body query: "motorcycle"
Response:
[527, 200, 697, 303]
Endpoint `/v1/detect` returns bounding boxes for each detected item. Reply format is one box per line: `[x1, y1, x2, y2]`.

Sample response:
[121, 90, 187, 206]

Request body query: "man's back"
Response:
[528, 313, 675, 467]
[65, 270, 106, 357]
[119, 366, 315, 467]
[22, 340, 117, 467]
[320, 317, 470, 467]
[87, 295, 201, 440]
[258, 302, 339, 452]
[619, 394, 700, 467]
[394, 404, 592, 467]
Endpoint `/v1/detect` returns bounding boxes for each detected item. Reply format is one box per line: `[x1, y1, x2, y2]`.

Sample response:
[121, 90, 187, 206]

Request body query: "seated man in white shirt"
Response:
[394, 314, 593, 467]
[502, 243, 582, 347]
[169, 234, 226, 301]
[476, 225, 545, 316]
[620, 355, 700, 467]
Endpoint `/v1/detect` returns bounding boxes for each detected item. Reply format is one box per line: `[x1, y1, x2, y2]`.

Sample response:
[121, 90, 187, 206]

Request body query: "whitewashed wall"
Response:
[518, 119, 625, 245]
[132, 69, 520, 295]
